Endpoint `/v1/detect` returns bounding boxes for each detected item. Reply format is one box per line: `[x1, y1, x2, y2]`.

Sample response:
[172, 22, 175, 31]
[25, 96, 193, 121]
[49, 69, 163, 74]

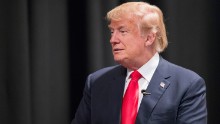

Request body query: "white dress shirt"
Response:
[123, 52, 159, 110]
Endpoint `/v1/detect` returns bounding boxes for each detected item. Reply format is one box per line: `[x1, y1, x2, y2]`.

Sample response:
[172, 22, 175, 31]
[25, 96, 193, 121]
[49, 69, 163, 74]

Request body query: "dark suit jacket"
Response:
[72, 57, 207, 124]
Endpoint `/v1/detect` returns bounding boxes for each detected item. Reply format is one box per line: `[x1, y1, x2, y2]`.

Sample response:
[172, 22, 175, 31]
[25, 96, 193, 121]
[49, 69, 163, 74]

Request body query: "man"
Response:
[72, 2, 207, 124]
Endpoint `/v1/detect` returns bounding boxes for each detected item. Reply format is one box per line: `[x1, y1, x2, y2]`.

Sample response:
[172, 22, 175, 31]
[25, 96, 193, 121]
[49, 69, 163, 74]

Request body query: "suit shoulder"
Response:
[89, 65, 125, 79]
[162, 58, 203, 80]
[160, 59, 206, 94]
[85, 65, 126, 88]
[92, 65, 122, 74]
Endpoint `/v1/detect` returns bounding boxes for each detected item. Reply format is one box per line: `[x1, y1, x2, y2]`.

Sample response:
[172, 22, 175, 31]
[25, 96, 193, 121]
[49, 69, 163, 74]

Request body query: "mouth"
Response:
[113, 48, 124, 52]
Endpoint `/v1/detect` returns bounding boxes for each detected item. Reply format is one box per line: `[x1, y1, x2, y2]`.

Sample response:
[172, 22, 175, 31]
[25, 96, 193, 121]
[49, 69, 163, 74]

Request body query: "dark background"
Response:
[0, 0, 219, 124]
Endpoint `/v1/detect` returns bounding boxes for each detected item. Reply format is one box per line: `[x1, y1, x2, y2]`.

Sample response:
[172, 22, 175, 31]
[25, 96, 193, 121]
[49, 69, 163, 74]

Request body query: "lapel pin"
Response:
[160, 82, 165, 88]
[141, 89, 151, 96]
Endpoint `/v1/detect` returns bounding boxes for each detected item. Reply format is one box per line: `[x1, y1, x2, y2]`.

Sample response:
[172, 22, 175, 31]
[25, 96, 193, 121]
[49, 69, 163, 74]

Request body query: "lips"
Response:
[113, 48, 124, 52]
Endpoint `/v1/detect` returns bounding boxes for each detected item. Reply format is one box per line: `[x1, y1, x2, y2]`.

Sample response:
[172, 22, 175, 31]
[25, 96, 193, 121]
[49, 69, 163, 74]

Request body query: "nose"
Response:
[110, 32, 120, 44]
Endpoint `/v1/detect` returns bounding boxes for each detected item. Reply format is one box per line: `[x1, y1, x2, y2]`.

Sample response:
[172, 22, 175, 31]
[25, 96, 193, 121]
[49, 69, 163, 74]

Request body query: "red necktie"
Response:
[121, 70, 141, 124]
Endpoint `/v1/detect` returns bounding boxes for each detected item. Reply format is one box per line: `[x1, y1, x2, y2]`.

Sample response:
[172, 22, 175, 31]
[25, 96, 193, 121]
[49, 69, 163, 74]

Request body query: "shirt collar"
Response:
[126, 52, 160, 82]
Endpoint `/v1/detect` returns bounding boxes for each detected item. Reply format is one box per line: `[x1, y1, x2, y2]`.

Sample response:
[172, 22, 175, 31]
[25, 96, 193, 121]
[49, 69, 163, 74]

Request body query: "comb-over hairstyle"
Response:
[107, 2, 168, 52]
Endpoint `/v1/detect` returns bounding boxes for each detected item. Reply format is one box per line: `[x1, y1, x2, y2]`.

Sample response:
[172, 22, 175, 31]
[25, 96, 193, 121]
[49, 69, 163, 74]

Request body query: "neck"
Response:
[124, 52, 157, 70]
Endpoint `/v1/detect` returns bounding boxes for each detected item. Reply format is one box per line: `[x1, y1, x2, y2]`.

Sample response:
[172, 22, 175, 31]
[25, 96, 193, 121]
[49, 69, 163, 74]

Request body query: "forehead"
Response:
[108, 19, 136, 29]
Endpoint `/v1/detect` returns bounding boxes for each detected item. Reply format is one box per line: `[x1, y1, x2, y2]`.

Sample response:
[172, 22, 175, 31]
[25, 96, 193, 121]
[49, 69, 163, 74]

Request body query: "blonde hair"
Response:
[106, 2, 168, 52]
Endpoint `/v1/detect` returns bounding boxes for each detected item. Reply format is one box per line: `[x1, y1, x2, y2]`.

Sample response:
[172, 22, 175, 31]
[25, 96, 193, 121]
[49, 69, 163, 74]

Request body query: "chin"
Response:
[114, 57, 128, 67]
[114, 57, 123, 63]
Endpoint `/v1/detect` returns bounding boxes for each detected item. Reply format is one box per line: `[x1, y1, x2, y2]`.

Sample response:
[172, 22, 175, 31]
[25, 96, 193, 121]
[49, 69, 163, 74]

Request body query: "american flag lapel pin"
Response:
[160, 82, 165, 88]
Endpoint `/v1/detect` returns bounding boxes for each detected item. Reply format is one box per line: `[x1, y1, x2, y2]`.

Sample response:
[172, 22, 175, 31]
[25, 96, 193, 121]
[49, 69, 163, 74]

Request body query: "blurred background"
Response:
[0, 0, 219, 124]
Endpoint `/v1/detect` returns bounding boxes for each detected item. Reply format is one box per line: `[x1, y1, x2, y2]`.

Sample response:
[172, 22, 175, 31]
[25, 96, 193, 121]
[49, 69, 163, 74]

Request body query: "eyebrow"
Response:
[108, 25, 127, 30]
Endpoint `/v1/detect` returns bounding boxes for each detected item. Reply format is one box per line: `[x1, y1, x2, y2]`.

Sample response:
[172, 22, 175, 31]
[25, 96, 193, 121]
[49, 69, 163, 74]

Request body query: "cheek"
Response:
[129, 41, 144, 51]
[125, 45, 140, 57]
[133, 45, 146, 58]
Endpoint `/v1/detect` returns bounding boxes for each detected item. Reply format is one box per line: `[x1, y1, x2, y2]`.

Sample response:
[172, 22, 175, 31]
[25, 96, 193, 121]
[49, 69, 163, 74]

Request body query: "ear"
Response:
[144, 32, 156, 46]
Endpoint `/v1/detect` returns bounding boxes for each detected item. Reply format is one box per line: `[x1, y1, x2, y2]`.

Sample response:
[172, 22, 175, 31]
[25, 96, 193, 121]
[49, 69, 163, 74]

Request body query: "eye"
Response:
[119, 30, 128, 35]
[109, 29, 114, 35]
[120, 30, 126, 33]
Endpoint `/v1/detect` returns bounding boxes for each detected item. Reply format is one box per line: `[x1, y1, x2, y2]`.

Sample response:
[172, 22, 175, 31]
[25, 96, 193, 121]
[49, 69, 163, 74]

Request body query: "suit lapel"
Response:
[136, 57, 171, 124]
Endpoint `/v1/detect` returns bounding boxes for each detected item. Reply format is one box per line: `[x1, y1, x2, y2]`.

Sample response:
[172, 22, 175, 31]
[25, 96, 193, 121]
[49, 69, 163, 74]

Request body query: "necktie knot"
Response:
[130, 70, 142, 80]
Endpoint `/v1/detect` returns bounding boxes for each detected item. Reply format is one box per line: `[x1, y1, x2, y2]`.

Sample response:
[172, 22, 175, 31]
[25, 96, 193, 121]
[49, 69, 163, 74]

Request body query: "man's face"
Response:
[108, 19, 147, 68]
